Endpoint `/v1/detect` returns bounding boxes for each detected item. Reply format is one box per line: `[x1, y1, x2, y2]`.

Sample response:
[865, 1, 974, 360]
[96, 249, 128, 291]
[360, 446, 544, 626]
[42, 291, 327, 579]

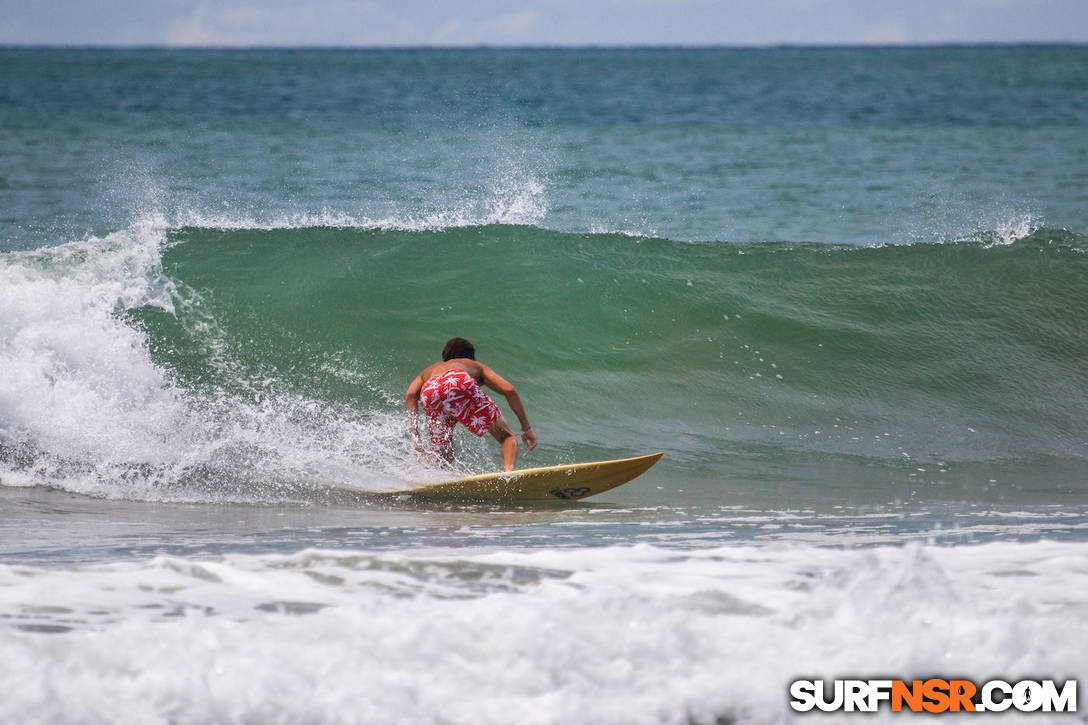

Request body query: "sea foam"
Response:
[0, 224, 431, 500]
[0, 541, 1083, 724]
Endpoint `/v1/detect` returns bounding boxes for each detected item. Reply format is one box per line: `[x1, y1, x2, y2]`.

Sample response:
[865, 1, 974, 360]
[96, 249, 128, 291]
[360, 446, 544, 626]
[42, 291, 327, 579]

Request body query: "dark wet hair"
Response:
[442, 337, 475, 361]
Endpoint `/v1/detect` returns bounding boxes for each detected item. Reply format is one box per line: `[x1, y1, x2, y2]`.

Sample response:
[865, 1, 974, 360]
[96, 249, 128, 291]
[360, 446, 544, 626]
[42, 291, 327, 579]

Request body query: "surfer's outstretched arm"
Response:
[480, 366, 538, 452]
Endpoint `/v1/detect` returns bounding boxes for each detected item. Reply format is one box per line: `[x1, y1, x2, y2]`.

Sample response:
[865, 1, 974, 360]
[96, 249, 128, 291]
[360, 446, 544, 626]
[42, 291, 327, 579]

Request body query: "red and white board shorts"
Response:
[419, 369, 502, 451]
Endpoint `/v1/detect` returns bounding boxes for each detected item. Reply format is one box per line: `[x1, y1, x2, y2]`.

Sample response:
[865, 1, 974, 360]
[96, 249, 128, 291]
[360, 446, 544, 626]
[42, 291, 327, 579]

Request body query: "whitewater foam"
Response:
[0, 541, 1084, 724]
[0, 225, 181, 470]
[0, 225, 438, 500]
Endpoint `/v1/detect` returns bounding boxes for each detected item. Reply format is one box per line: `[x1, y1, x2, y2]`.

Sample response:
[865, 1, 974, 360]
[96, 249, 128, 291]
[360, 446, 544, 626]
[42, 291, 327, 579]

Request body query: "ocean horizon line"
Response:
[2, 41, 1087, 52]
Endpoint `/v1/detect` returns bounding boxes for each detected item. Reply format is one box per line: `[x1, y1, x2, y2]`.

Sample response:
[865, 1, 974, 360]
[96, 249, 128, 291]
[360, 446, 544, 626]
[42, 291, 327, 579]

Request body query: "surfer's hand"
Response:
[522, 428, 538, 451]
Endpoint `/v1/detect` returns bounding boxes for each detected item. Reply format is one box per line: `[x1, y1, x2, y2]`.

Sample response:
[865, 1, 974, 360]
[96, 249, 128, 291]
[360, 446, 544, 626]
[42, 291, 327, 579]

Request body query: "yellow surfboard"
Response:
[390, 452, 663, 502]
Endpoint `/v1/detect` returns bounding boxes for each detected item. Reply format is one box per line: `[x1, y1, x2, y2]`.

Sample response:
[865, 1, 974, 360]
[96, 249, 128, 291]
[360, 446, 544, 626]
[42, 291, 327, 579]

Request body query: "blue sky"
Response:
[1, 0, 1086, 46]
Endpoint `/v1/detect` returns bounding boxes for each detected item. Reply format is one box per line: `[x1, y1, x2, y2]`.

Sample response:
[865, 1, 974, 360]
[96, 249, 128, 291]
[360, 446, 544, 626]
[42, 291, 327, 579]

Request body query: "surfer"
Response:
[406, 337, 537, 471]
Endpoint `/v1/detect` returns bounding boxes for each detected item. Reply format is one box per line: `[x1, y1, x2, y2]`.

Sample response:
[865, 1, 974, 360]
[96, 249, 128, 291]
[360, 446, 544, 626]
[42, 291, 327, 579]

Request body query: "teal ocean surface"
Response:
[1, 48, 1087, 723]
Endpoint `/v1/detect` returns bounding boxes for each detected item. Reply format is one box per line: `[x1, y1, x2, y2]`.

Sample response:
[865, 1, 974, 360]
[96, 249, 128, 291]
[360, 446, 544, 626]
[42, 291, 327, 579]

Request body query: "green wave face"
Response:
[135, 226, 1088, 484]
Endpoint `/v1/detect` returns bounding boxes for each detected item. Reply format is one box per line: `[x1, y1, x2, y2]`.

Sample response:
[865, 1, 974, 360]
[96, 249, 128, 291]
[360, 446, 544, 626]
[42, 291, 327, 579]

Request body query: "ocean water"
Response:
[1, 47, 1087, 723]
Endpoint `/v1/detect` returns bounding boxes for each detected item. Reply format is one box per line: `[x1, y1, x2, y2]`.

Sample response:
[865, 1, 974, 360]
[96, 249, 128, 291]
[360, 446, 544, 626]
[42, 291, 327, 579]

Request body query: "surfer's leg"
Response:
[489, 417, 517, 471]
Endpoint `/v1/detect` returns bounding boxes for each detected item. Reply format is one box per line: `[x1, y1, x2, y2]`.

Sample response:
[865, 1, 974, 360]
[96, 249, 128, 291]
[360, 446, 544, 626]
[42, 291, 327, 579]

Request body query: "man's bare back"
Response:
[415, 359, 487, 386]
